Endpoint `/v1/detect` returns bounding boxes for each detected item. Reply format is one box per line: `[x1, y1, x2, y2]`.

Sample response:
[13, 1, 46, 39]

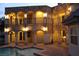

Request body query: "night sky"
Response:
[0, 3, 58, 18]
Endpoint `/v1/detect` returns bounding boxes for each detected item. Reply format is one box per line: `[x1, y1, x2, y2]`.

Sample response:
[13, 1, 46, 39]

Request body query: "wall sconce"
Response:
[63, 36, 66, 39]
[22, 26, 32, 31]
[5, 15, 9, 19]
[43, 13, 47, 17]
[24, 14, 27, 18]
[4, 28, 10, 32]
[68, 6, 72, 12]
[41, 26, 48, 31]
[22, 27, 29, 31]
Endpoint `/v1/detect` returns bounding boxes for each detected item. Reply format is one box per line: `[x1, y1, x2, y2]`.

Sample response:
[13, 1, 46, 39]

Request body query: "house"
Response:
[4, 4, 77, 47]
[4, 6, 52, 45]
[63, 7, 79, 56]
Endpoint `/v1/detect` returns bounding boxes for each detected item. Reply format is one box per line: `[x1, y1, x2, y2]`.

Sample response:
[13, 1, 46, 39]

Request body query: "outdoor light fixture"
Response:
[4, 28, 10, 32]
[68, 6, 72, 12]
[43, 13, 47, 17]
[24, 14, 27, 18]
[5, 15, 9, 19]
[63, 36, 66, 39]
[41, 26, 48, 31]
[22, 26, 32, 31]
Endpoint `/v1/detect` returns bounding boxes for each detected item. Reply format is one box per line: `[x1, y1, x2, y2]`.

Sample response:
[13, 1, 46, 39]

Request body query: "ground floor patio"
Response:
[0, 42, 69, 56]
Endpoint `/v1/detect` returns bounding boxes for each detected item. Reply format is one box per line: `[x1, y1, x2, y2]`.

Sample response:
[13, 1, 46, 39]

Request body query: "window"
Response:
[70, 27, 78, 45]
[63, 30, 66, 36]
[27, 31, 31, 38]
[71, 36, 78, 45]
[19, 19, 23, 25]
[20, 32, 22, 40]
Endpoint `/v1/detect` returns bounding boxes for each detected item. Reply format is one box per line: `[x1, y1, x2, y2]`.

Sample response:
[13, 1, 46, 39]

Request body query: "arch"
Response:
[27, 11, 34, 24]
[36, 30, 44, 43]
[8, 31, 15, 44]
[36, 11, 44, 24]
[17, 11, 25, 19]
[17, 11, 25, 24]
[9, 13, 16, 24]
[18, 31, 25, 43]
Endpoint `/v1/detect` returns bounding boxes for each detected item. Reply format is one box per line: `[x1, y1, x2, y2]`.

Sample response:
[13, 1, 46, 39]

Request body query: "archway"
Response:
[36, 11, 44, 24]
[27, 11, 33, 24]
[8, 31, 15, 44]
[17, 11, 25, 25]
[18, 31, 25, 43]
[36, 30, 44, 43]
[9, 13, 16, 25]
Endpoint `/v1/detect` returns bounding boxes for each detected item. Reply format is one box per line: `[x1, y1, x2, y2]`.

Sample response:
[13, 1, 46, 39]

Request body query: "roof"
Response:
[5, 5, 51, 9]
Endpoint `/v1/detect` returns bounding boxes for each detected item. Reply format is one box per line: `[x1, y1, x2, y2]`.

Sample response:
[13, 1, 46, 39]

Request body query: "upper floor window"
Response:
[36, 11, 47, 24]
[17, 11, 24, 25]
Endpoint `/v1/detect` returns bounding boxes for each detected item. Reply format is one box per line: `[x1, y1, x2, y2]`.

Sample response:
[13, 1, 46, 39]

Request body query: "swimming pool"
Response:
[0, 47, 41, 56]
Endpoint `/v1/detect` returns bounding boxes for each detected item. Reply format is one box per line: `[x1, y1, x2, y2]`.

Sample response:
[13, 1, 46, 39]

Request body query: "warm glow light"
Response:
[43, 13, 47, 17]
[36, 11, 43, 18]
[68, 7, 72, 11]
[4, 28, 10, 32]
[5, 15, 9, 19]
[22, 26, 32, 31]
[41, 26, 48, 31]
[63, 36, 66, 39]
[24, 14, 27, 18]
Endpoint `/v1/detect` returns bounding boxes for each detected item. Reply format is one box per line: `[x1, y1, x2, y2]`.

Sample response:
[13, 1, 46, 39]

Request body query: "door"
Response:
[9, 31, 15, 44]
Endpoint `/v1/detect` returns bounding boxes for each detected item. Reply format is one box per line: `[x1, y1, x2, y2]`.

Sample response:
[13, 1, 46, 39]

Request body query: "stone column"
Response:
[33, 12, 37, 45]
[25, 32, 28, 45]
[15, 32, 18, 45]
[44, 32, 50, 44]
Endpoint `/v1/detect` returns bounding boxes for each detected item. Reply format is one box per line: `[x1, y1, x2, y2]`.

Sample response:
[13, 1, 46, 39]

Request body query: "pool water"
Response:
[0, 48, 17, 56]
[0, 47, 41, 56]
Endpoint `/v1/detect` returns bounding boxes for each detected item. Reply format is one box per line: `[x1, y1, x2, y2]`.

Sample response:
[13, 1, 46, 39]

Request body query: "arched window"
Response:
[17, 11, 24, 25]
[36, 11, 44, 24]
[9, 13, 16, 25]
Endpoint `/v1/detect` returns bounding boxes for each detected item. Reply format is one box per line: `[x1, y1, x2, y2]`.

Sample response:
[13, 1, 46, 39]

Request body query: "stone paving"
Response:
[34, 43, 69, 56]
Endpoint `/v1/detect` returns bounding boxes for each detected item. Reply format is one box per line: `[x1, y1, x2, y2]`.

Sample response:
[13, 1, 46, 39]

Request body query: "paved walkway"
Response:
[34, 43, 69, 56]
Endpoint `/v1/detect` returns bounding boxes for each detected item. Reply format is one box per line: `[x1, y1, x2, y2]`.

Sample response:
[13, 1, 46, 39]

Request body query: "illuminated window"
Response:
[41, 26, 48, 31]
[5, 15, 9, 19]
[36, 11, 44, 23]
[24, 14, 27, 18]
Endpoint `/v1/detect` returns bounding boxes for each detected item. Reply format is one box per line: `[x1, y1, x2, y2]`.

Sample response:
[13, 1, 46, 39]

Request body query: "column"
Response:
[25, 32, 28, 45]
[33, 12, 37, 44]
[15, 32, 18, 45]
[44, 32, 50, 44]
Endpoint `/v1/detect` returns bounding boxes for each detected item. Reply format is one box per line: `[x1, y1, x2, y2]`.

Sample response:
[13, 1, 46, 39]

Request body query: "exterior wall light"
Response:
[41, 26, 48, 31]
[22, 26, 32, 31]
[43, 13, 47, 17]
[24, 14, 27, 18]
[63, 36, 66, 39]
[68, 6, 72, 12]
[5, 15, 9, 19]
[4, 28, 10, 32]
